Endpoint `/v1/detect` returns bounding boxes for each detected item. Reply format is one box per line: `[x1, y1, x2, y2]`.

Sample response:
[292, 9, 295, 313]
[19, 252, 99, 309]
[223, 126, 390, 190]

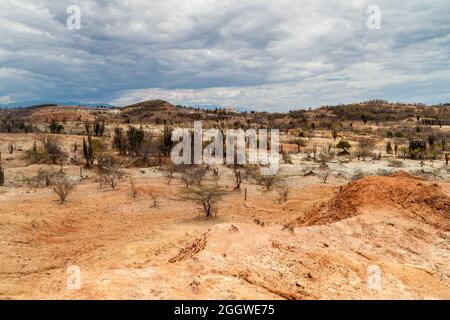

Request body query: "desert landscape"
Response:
[0, 100, 449, 299]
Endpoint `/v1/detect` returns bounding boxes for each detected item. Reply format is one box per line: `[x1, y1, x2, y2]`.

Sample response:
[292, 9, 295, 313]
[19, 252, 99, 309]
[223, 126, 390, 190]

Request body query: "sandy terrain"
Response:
[0, 125, 449, 300]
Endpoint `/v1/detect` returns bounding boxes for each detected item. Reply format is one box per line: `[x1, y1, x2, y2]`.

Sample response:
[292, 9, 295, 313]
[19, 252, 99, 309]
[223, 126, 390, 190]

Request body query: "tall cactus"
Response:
[83, 135, 94, 167]
[0, 152, 4, 186]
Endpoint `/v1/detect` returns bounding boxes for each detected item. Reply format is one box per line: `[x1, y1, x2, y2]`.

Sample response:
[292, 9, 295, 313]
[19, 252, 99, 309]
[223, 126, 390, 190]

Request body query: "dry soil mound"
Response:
[293, 172, 450, 229]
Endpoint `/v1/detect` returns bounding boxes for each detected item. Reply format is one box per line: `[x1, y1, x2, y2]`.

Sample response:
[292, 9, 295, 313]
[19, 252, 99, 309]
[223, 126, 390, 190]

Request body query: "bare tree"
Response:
[182, 185, 227, 218]
[51, 173, 76, 204]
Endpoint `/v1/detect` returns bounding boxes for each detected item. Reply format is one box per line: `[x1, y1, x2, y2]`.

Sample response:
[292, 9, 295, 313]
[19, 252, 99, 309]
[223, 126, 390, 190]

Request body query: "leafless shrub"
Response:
[388, 159, 404, 167]
[51, 173, 76, 204]
[180, 165, 207, 187]
[253, 170, 284, 191]
[229, 164, 255, 190]
[349, 170, 365, 183]
[182, 185, 227, 218]
[281, 151, 293, 164]
[130, 176, 137, 198]
[163, 164, 177, 185]
[149, 192, 159, 208]
[100, 168, 125, 190]
[27, 137, 66, 164]
[355, 139, 375, 160]
[322, 170, 331, 183]
[276, 183, 290, 203]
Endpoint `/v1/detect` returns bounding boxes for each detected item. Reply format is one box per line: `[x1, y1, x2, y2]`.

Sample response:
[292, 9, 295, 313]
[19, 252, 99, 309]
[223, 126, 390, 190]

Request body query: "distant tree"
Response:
[361, 114, 368, 125]
[336, 140, 351, 153]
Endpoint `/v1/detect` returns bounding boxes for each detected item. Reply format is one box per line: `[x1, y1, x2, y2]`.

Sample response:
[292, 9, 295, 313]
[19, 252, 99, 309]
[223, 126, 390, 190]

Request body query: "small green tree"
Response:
[336, 140, 351, 153]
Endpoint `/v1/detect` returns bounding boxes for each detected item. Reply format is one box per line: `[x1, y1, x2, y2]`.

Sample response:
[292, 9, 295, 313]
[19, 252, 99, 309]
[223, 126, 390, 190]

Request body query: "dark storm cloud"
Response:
[0, 0, 449, 110]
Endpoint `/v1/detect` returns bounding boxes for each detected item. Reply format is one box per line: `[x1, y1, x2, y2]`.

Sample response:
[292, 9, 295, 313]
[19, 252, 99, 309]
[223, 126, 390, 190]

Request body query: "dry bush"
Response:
[229, 164, 255, 190]
[253, 170, 284, 191]
[281, 151, 293, 164]
[349, 170, 365, 183]
[322, 170, 331, 183]
[26, 137, 66, 164]
[180, 165, 207, 187]
[163, 163, 178, 185]
[182, 185, 227, 218]
[130, 176, 137, 198]
[276, 183, 290, 203]
[388, 159, 404, 167]
[355, 139, 375, 160]
[100, 168, 125, 190]
[51, 173, 76, 204]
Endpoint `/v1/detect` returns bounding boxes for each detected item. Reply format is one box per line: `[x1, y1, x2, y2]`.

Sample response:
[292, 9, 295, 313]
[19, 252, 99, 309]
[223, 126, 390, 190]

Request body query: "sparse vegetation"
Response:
[51, 173, 76, 204]
[100, 168, 125, 190]
[182, 185, 227, 218]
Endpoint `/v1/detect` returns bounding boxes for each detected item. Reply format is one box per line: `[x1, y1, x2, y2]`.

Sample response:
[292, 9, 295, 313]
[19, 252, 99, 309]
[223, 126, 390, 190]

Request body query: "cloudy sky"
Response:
[0, 0, 449, 111]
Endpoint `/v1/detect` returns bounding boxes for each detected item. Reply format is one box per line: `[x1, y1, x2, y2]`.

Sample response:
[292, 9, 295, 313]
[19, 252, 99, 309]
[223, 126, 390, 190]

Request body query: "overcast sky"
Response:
[0, 0, 449, 111]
